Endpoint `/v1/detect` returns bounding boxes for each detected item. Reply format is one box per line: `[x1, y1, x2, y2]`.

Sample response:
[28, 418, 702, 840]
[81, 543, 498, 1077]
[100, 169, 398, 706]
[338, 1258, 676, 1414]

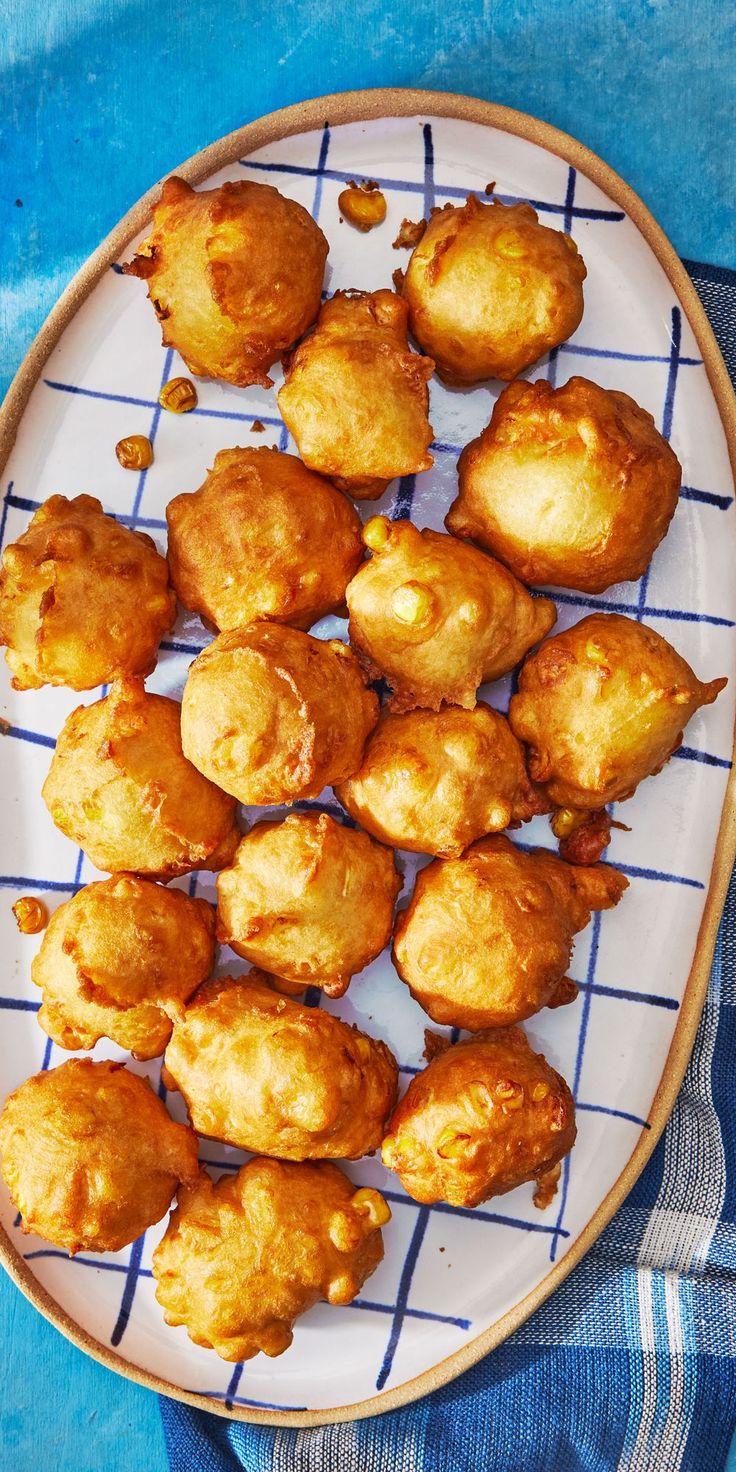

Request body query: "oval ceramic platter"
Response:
[0, 90, 735, 1426]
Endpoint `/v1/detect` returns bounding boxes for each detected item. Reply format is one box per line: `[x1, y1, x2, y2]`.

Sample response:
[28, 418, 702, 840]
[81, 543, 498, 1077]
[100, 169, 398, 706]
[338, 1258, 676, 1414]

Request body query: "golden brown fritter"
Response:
[346, 518, 556, 711]
[401, 195, 586, 384]
[509, 613, 727, 810]
[277, 289, 435, 498]
[0, 494, 175, 691]
[180, 624, 379, 805]
[336, 703, 549, 857]
[153, 1158, 389, 1361]
[447, 377, 682, 592]
[42, 678, 240, 878]
[166, 447, 364, 632]
[32, 876, 216, 1059]
[382, 1028, 576, 1207]
[216, 813, 401, 999]
[0, 1059, 199, 1254]
[124, 176, 328, 388]
[163, 972, 398, 1159]
[393, 834, 628, 1029]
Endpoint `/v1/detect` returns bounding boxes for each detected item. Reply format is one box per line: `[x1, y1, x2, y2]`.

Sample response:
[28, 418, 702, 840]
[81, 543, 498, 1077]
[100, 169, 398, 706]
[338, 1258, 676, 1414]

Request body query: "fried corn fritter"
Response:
[509, 613, 727, 810]
[278, 289, 435, 498]
[153, 1158, 389, 1361]
[0, 1059, 199, 1254]
[163, 972, 398, 1160]
[401, 195, 586, 384]
[124, 176, 328, 387]
[447, 377, 682, 592]
[42, 678, 239, 878]
[336, 703, 549, 857]
[382, 1028, 576, 1207]
[346, 517, 556, 710]
[32, 877, 216, 1059]
[180, 624, 379, 805]
[216, 813, 401, 999]
[393, 834, 628, 1029]
[0, 494, 175, 691]
[166, 447, 364, 633]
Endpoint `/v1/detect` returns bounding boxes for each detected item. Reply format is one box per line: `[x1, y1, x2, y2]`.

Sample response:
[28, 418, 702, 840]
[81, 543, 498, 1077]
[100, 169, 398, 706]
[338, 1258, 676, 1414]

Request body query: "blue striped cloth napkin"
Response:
[160, 261, 736, 1472]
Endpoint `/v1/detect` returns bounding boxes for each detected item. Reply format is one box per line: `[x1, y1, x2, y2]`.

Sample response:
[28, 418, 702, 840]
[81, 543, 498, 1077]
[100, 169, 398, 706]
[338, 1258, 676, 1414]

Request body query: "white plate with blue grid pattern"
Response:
[1, 94, 734, 1423]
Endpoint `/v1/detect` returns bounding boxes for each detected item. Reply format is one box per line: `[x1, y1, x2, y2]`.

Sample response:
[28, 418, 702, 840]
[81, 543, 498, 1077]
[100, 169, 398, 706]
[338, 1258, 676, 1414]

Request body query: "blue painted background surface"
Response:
[1, 2, 734, 1467]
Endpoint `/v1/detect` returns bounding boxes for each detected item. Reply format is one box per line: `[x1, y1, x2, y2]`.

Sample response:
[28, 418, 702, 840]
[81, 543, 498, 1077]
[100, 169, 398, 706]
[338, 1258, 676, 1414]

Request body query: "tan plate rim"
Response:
[1, 85, 735, 1428]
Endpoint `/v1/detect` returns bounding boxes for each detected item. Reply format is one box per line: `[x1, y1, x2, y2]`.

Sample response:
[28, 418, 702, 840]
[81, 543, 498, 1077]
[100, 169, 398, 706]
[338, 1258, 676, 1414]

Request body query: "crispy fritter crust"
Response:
[278, 289, 435, 497]
[32, 876, 216, 1059]
[216, 813, 401, 998]
[336, 703, 549, 857]
[401, 195, 586, 384]
[0, 1059, 199, 1254]
[382, 1028, 576, 1206]
[153, 1158, 388, 1361]
[447, 377, 682, 592]
[42, 678, 240, 878]
[393, 834, 628, 1029]
[166, 447, 364, 632]
[180, 624, 379, 805]
[346, 518, 556, 710]
[124, 176, 328, 387]
[509, 613, 727, 809]
[0, 494, 175, 691]
[163, 972, 399, 1159]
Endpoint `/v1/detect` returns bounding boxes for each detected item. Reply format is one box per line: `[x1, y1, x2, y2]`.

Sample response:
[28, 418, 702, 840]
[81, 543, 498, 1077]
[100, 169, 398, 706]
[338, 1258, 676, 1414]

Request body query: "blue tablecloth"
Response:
[1, 4, 735, 1470]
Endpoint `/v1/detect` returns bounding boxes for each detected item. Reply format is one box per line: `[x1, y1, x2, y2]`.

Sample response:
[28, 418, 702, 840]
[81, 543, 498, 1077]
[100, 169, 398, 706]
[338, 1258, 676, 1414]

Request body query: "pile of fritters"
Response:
[0, 167, 726, 1371]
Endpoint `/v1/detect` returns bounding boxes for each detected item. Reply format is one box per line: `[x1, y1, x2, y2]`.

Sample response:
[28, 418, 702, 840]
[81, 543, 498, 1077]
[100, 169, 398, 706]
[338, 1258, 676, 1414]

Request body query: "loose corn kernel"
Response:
[351, 1187, 391, 1227]
[437, 1126, 470, 1159]
[115, 434, 153, 470]
[159, 376, 198, 413]
[495, 229, 527, 259]
[531, 1081, 551, 1103]
[363, 516, 391, 553]
[338, 184, 387, 232]
[391, 580, 435, 626]
[12, 896, 48, 935]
